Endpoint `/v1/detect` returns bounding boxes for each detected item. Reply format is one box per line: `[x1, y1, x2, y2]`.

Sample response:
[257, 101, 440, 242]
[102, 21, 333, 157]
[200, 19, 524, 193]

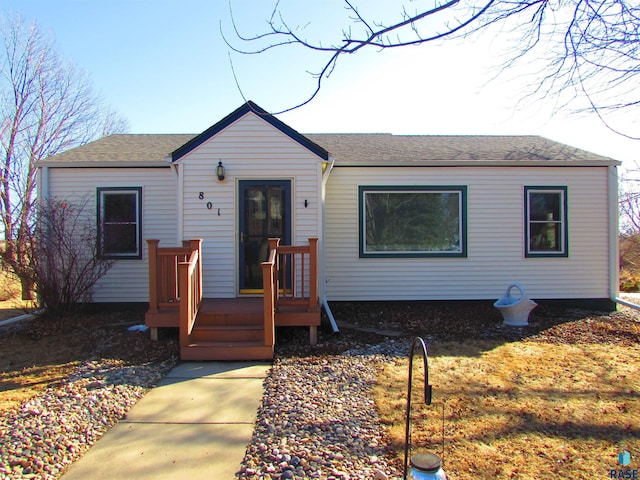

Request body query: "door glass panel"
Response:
[240, 183, 288, 290]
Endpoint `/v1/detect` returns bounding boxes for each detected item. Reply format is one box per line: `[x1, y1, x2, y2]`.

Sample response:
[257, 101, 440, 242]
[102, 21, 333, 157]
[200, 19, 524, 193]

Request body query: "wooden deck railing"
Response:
[178, 248, 202, 348]
[147, 239, 202, 314]
[266, 237, 318, 310]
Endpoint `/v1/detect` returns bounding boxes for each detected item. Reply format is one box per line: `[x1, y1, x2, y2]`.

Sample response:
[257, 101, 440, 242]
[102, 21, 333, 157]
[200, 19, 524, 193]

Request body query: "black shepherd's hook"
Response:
[403, 336, 433, 479]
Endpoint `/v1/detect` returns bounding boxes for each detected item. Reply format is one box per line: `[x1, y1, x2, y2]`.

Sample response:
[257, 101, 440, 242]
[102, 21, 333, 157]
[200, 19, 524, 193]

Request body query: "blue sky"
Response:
[2, 0, 639, 166]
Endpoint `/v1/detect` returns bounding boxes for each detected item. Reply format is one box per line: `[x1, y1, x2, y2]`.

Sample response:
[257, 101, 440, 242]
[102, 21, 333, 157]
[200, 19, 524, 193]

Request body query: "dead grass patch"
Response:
[0, 269, 36, 321]
[0, 320, 85, 411]
[375, 339, 640, 478]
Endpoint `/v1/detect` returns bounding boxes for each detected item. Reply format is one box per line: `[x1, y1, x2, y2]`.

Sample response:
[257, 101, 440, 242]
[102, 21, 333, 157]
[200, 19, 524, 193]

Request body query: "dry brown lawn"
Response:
[375, 333, 640, 478]
[0, 270, 34, 321]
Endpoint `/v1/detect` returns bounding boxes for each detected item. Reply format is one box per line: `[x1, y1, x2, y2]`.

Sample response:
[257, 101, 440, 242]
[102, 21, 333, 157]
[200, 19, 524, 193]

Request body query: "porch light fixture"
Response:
[216, 160, 225, 181]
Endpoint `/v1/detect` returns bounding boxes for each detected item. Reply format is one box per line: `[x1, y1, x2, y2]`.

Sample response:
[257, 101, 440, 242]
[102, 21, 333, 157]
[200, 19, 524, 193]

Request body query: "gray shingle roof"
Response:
[39, 132, 618, 167]
[305, 134, 617, 166]
[39, 134, 195, 166]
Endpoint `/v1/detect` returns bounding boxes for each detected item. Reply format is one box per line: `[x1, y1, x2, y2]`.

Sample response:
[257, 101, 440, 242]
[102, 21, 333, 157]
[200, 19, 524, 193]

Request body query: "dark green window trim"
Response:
[359, 185, 468, 258]
[97, 187, 143, 260]
[524, 186, 568, 258]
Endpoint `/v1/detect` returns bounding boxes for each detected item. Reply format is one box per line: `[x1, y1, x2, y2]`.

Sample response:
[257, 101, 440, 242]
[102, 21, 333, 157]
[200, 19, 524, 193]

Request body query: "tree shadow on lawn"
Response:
[376, 334, 640, 478]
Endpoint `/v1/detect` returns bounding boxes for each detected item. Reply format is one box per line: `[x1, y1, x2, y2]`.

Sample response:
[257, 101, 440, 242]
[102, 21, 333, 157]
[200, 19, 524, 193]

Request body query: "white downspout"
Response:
[321, 157, 339, 332]
[37, 166, 49, 205]
[608, 164, 637, 310]
[35, 166, 49, 312]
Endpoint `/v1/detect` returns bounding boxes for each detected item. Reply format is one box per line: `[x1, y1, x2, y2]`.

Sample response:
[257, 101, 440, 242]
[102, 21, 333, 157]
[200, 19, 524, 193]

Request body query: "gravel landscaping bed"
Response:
[0, 313, 179, 479]
[237, 342, 409, 480]
[0, 359, 176, 479]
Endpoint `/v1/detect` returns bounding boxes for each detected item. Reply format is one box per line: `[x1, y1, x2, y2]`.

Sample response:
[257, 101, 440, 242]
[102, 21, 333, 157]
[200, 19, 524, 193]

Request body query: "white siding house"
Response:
[37, 102, 620, 311]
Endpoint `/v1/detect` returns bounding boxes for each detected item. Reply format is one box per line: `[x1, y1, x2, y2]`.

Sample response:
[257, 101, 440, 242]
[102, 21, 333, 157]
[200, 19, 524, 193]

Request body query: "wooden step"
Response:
[189, 324, 264, 343]
[196, 297, 263, 326]
[196, 311, 262, 326]
[181, 342, 274, 361]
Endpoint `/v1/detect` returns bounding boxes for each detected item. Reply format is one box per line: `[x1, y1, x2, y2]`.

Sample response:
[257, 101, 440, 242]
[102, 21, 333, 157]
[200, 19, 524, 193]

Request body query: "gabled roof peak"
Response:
[171, 101, 329, 161]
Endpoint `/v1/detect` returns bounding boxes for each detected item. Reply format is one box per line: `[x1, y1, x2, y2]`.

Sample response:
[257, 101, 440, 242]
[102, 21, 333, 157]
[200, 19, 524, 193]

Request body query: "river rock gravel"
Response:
[236, 347, 407, 480]
[0, 358, 176, 479]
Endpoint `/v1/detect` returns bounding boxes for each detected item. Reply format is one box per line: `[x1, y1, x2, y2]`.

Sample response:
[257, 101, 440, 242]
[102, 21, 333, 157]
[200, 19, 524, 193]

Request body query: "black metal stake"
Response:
[403, 336, 433, 480]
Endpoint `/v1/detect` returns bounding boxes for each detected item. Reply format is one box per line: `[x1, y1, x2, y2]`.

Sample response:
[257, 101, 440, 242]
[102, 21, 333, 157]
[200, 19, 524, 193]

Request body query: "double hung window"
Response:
[97, 187, 142, 259]
[525, 186, 567, 257]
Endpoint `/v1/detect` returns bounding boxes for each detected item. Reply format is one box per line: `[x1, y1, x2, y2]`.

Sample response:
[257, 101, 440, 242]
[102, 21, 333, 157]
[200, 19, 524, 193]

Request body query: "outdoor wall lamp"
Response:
[216, 161, 225, 181]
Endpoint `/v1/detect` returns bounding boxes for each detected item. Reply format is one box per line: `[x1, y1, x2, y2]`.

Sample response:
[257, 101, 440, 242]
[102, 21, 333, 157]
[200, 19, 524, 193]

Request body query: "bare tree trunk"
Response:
[20, 277, 33, 300]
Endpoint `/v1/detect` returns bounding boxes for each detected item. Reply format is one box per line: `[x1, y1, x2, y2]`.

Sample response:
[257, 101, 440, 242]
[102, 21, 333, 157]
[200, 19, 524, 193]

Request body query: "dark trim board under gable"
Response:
[171, 101, 330, 162]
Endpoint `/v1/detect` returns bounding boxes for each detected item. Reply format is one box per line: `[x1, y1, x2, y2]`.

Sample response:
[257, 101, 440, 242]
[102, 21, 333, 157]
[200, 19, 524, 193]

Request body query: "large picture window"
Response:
[359, 186, 467, 258]
[525, 186, 567, 257]
[97, 187, 142, 259]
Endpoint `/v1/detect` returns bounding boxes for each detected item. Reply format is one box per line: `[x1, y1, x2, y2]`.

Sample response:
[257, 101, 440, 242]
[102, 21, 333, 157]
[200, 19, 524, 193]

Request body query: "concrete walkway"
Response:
[62, 361, 270, 480]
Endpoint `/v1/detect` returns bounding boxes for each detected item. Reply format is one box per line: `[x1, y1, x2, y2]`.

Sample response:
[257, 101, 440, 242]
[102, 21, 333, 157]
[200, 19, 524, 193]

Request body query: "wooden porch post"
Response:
[178, 260, 191, 349]
[262, 257, 275, 348]
[308, 237, 318, 310]
[147, 240, 160, 314]
[189, 239, 203, 303]
[268, 238, 280, 305]
[308, 237, 319, 347]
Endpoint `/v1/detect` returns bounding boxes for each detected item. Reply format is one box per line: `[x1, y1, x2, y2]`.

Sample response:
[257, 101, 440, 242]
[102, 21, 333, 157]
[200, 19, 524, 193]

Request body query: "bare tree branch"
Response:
[223, 0, 498, 113]
[223, 0, 640, 131]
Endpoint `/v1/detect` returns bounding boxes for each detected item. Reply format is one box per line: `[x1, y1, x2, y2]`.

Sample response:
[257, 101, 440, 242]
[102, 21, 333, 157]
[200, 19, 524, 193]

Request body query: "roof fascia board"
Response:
[38, 161, 171, 168]
[171, 101, 329, 162]
[332, 160, 621, 167]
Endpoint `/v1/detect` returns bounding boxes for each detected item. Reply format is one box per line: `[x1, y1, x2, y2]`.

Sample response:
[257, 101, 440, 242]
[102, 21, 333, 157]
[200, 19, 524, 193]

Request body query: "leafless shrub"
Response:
[30, 198, 114, 315]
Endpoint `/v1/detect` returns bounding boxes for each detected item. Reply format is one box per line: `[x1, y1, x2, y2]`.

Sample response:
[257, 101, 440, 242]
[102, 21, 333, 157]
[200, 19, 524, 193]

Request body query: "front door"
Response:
[239, 180, 291, 292]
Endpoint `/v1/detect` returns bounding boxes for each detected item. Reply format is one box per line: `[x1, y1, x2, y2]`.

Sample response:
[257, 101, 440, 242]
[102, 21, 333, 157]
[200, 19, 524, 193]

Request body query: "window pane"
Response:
[365, 191, 461, 253]
[529, 192, 560, 221]
[529, 222, 561, 251]
[267, 187, 284, 236]
[104, 193, 136, 222]
[103, 224, 137, 254]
